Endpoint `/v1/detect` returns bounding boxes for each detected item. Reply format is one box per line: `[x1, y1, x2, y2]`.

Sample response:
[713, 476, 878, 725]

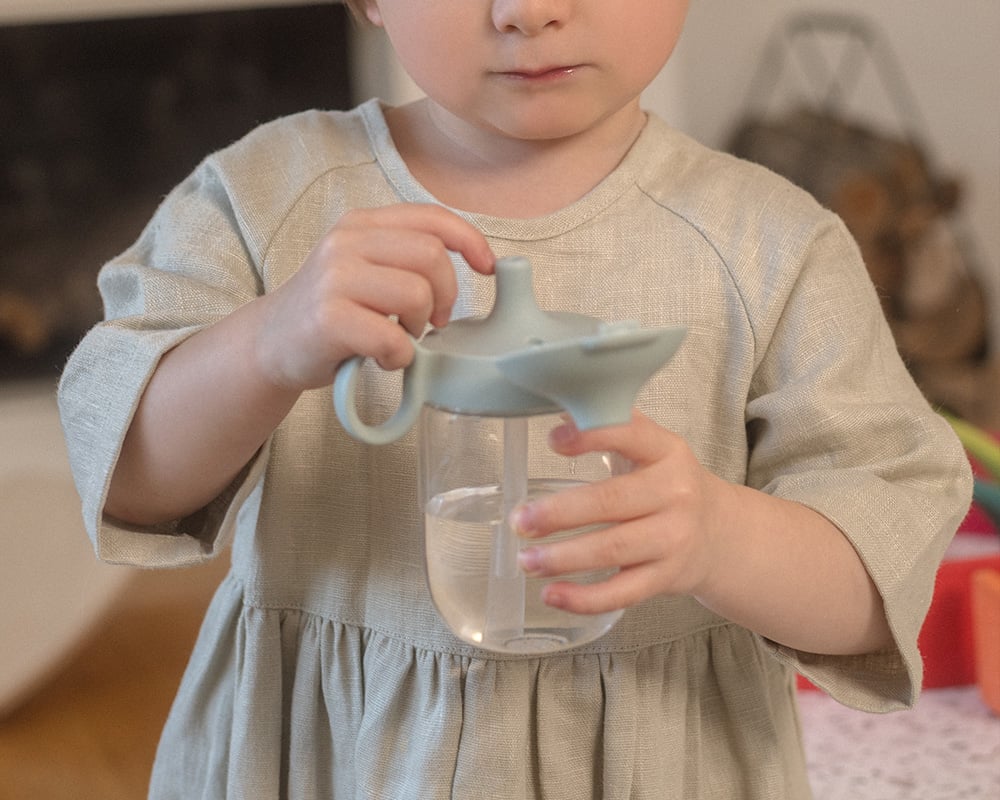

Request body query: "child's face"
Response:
[363, 0, 689, 143]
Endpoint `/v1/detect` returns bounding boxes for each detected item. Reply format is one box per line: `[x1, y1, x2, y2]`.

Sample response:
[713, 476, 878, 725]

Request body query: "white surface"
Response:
[800, 686, 1000, 799]
[649, 1, 1000, 346]
[349, 19, 424, 107]
[0, 381, 133, 717]
[0, 0, 326, 25]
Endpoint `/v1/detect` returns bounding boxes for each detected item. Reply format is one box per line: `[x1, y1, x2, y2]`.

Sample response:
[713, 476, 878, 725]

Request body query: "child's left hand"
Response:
[513, 410, 734, 615]
[513, 411, 894, 655]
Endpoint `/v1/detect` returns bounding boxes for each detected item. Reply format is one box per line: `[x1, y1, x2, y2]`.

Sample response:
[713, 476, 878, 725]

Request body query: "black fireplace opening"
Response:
[1, 3, 354, 380]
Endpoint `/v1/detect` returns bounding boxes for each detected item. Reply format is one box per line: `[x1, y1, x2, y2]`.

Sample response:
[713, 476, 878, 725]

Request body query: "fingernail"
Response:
[517, 547, 542, 575]
[541, 584, 565, 608]
[548, 422, 576, 446]
[509, 504, 536, 536]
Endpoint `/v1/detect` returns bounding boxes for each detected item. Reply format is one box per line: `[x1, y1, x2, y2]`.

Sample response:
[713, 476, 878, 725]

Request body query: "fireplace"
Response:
[0, 2, 354, 380]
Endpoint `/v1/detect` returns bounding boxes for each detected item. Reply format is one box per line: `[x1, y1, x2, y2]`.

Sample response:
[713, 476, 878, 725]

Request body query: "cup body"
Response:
[420, 407, 625, 653]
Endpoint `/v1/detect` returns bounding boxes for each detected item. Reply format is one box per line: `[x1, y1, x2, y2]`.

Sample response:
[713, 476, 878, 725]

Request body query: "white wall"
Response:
[648, 0, 1000, 342]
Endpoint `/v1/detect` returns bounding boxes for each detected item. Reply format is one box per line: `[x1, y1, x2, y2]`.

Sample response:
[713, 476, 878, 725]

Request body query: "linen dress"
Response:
[58, 100, 972, 799]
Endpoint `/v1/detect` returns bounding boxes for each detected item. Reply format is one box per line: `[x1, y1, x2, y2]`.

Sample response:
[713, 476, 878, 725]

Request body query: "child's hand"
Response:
[513, 411, 733, 615]
[512, 411, 894, 654]
[255, 203, 495, 391]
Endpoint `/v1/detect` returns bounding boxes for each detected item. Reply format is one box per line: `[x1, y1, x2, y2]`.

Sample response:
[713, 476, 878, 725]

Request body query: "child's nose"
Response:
[491, 0, 571, 36]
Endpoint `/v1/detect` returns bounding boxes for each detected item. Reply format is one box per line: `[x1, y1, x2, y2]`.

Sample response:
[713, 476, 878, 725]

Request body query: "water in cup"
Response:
[425, 478, 623, 653]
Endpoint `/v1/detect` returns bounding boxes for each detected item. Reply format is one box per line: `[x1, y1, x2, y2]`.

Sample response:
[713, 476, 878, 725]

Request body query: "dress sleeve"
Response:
[58, 155, 270, 568]
[743, 216, 973, 711]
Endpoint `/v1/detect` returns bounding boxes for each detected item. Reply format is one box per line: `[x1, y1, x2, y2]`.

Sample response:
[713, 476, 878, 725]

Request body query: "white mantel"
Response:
[0, 0, 329, 25]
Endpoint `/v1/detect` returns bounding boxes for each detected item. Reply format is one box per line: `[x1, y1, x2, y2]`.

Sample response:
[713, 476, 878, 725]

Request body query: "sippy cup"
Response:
[334, 256, 685, 654]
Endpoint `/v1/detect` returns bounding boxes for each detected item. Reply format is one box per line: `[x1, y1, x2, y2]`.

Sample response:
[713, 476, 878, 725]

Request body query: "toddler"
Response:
[59, 1, 971, 798]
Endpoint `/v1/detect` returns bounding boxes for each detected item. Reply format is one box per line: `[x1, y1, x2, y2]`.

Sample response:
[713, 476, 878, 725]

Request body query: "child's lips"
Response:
[500, 64, 583, 81]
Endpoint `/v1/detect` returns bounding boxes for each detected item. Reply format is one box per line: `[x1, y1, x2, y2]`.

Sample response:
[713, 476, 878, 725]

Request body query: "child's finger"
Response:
[337, 203, 495, 274]
[547, 409, 679, 468]
[511, 470, 660, 538]
[329, 258, 438, 338]
[517, 517, 663, 578]
[332, 304, 416, 372]
[318, 226, 455, 329]
[331, 208, 493, 327]
[540, 563, 666, 616]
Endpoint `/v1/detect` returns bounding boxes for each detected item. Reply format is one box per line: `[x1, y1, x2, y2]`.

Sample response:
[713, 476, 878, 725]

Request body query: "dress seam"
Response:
[231, 578, 735, 660]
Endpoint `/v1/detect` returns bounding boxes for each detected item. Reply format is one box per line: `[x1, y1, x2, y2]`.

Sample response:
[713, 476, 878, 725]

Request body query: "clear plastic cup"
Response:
[420, 409, 624, 654]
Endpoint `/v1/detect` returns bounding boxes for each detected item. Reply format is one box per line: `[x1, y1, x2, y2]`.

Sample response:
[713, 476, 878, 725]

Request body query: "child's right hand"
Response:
[107, 203, 493, 526]
[254, 203, 495, 392]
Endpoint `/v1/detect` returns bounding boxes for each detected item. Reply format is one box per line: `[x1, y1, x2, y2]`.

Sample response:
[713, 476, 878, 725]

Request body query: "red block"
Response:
[971, 568, 1000, 714]
[798, 550, 1000, 692]
[919, 554, 1000, 688]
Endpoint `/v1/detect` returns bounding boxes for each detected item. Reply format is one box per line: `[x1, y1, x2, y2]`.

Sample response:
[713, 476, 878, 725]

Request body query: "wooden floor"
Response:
[0, 557, 229, 800]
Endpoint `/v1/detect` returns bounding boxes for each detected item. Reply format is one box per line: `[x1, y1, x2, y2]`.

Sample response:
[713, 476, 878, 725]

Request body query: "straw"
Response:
[484, 416, 528, 644]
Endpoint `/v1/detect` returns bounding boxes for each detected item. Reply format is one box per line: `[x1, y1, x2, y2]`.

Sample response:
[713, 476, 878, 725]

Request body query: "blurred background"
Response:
[1, 1, 997, 798]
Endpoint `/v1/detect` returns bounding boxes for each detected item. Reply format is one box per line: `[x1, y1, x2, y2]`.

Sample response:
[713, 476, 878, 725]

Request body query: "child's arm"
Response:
[105, 204, 494, 527]
[513, 412, 893, 657]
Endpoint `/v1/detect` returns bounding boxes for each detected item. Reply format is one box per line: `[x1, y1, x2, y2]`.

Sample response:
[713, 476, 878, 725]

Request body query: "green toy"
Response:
[943, 412, 1000, 530]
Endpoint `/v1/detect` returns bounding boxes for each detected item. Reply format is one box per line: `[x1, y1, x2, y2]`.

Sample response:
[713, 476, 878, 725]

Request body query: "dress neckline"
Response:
[358, 98, 666, 242]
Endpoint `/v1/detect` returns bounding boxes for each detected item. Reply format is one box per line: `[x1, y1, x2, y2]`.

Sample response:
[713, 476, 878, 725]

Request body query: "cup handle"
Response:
[332, 346, 428, 445]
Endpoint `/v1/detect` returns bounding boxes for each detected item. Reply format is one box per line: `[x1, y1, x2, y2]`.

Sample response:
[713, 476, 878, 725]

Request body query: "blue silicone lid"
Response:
[333, 256, 686, 443]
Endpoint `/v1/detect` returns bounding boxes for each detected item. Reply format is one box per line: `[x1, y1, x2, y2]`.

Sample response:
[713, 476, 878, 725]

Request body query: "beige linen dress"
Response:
[58, 100, 972, 799]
